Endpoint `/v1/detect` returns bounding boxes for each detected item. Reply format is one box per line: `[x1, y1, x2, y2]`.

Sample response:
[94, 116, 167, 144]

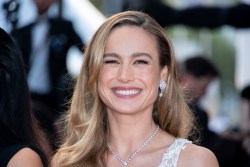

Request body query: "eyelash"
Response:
[103, 59, 149, 64]
[134, 60, 148, 64]
[104, 60, 119, 64]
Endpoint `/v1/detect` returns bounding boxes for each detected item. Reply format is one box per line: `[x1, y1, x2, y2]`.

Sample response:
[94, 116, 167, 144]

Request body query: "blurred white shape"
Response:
[200, 78, 221, 119]
[172, 39, 202, 61]
[63, 0, 106, 43]
[62, 0, 106, 76]
[17, 0, 37, 28]
[66, 47, 83, 77]
[209, 116, 229, 133]
[170, 26, 203, 61]
[241, 0, 250, 5]
[235, 30, 250, 90]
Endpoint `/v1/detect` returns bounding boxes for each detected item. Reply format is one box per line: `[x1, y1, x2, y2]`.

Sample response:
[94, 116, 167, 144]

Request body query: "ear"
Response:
[160, 65, 168, 82]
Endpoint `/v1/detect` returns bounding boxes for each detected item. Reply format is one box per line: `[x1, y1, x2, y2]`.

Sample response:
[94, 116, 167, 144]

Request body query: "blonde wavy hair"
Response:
[53, 10, 194, 167]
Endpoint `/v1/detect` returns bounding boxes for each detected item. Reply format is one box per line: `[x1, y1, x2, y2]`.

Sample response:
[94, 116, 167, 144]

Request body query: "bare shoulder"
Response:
[7, 147, 44, 167]
[49, 153, 59, 167]
[178, 143, 219, 167]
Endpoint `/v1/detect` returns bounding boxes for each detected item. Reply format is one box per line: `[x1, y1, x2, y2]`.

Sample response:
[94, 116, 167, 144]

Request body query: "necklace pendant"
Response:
[123, 161, 128, 166]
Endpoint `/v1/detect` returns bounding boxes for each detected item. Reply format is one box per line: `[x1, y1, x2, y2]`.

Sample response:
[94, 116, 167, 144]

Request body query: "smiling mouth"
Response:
[115, 89, 140, 95]
[111, 87, 142, 96]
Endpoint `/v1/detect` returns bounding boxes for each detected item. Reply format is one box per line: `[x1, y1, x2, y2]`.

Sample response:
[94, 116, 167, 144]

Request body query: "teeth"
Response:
[116, 90, 139, 95]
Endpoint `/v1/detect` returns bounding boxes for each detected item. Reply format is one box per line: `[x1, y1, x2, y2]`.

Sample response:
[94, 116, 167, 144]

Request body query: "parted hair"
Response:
[54, 11, 194, 167]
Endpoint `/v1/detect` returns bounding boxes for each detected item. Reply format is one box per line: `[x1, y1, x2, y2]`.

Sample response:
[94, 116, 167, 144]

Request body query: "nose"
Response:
[117, 64, 134, 83]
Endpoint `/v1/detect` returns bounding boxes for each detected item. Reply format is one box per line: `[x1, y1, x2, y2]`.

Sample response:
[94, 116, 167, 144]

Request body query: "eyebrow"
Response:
[103, 52, 153, 60]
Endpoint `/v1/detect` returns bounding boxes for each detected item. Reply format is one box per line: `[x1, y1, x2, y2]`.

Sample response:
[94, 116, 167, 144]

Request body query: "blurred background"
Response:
[1, 0, 250, 166]
[1, 0, 250, 142]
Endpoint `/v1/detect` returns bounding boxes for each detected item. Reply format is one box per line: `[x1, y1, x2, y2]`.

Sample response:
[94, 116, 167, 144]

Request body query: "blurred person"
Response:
[0, 27, 51, 167]
[179, 56, 219, 144]
[11, 0, 83, 150]
[51, 11, 218, 167]
[179, 56, 220, 107]
[179, 56, 245, 167]
[239, 85, 250, 166]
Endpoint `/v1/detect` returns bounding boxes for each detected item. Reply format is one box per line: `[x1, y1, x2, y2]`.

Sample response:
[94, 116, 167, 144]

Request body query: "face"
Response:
[182, 73, 213, 102]
[98, 25, 168, 115]
[33, 0, 55, 15]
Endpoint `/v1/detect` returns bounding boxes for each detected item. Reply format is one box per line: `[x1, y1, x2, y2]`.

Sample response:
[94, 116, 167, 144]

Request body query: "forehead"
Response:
[105, 25, 159, 56]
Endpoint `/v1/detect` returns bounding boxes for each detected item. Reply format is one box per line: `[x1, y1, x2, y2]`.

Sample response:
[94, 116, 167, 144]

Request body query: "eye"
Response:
[103, 60, 119, 64]
[134, 60, 149, 64]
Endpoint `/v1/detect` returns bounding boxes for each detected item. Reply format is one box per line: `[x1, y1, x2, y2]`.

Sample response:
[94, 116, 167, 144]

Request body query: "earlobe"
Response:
[160, 66, 168, 82]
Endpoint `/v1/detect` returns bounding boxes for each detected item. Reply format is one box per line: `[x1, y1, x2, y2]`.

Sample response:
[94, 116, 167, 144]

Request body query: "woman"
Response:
[52, 11, 218, 167]
[0, 28, 50, 167]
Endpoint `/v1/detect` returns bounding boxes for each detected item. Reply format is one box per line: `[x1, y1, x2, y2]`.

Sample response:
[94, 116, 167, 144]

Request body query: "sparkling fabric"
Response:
[158, 138, 191, 167]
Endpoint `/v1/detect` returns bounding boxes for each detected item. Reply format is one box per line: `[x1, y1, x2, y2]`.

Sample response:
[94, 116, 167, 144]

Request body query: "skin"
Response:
[98, 25, 167, 116]
[33, 0, 56, 15]
[98, 25, 168, 166]
[98, 25, 219, 167]
[7, 148, 43, 167]
[178, 144, 219, 167]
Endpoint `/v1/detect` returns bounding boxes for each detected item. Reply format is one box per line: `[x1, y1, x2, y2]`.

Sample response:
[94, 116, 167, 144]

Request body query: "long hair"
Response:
[0, 28, 49, 166]
[55, 11, 194, 167]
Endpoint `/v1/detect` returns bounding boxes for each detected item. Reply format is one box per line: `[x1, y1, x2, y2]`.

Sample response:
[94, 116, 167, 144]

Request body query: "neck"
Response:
[108, 121, 158, 155]
[107, 125, 160, 166]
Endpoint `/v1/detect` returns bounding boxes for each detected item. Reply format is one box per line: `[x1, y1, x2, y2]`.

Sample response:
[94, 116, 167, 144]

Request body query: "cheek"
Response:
[97, 76, 108, 104]
[97, 72, 106, 95]
[140, 71, 160, 92]
[97, 69, 116, 98]
[98, 68, 115, 83]
[143, 75, 158, 86]
[135, 65, 161, 78]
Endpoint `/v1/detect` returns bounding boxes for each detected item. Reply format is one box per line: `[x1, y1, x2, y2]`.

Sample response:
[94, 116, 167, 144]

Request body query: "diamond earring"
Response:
[159, 81, 167, 97]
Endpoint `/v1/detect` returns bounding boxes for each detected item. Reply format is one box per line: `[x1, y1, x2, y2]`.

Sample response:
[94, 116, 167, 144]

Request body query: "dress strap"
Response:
[158, 138, 191, 167]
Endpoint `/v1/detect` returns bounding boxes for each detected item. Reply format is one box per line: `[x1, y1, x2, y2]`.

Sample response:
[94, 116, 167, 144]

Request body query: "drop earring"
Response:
[159, 81, 167, 97]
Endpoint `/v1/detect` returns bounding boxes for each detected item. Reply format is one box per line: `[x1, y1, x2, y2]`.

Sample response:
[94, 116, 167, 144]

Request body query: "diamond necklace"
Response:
[107, 125, 160, 167]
